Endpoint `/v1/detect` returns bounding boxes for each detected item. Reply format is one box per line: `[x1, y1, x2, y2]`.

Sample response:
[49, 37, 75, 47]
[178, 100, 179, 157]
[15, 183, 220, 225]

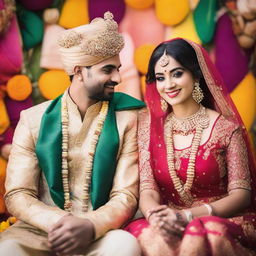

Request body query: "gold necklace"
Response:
[164, 106, 209, 205]
[170, 105, 207, 136]
[61, 92, 109, 212]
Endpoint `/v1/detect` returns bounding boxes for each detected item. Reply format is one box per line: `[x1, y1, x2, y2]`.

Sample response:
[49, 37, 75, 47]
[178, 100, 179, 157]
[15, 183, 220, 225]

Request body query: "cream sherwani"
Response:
[0, 94, 141, 255]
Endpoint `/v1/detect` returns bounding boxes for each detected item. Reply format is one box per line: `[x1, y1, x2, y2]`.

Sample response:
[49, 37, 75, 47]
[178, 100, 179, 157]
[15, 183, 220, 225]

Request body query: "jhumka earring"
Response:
[160, 98, 168, 112]
[192, 82, 204, 104]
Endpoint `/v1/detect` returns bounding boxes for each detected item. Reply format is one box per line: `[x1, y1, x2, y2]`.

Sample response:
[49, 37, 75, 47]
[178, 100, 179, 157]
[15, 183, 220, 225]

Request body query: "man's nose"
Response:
[111, 70, 121, 84]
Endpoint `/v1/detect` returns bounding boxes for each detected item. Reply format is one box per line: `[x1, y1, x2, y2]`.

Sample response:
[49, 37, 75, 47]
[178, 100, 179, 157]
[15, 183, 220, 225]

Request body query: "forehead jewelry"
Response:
[159, 52, 169, 67]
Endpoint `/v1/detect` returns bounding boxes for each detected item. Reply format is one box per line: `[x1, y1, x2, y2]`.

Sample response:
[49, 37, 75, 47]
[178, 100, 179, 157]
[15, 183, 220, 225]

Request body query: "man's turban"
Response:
[58, 12, 124, 75]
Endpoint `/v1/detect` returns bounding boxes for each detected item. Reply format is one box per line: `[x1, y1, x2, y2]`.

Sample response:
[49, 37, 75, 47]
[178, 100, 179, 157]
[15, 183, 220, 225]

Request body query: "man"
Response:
[0, 12, 145, 256]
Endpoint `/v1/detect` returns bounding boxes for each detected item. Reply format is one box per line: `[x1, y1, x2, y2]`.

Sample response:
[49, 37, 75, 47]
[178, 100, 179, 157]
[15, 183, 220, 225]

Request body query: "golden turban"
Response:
[58, 12, 124, 75]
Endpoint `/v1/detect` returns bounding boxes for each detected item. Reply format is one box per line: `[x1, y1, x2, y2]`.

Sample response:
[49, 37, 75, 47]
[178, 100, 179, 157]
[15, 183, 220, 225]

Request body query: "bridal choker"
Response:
[170, 105, 209, 136]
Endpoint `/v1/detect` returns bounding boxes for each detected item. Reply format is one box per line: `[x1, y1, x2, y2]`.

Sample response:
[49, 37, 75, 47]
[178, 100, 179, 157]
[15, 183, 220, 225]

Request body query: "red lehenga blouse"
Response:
[124, 38, 256, 256]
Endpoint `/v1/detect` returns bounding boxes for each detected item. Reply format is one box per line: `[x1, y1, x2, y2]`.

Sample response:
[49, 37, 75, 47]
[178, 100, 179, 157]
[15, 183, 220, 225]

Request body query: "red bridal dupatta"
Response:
[125, 38, 256, 256]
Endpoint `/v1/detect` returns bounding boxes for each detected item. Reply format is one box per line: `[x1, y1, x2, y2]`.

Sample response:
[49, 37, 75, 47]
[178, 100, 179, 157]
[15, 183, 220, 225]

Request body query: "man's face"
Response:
[81, 55, 121, 101]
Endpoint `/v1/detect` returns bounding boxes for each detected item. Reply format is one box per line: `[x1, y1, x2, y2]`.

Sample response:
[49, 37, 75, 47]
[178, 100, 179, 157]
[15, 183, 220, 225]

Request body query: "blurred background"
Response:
[0, 0, 255, 229]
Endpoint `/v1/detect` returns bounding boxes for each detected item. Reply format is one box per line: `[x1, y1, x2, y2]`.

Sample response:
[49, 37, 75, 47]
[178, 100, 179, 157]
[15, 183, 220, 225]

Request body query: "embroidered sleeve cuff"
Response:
[228, 180, 251, 192]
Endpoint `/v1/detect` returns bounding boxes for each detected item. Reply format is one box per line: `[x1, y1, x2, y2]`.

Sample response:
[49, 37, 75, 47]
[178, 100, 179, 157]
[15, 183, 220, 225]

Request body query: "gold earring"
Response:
[160, 98, 168, 112]
[192, 82, 204, 104]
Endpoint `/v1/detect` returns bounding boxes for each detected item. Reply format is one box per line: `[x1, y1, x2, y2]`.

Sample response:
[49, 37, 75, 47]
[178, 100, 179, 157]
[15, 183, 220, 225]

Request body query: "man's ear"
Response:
[74, 66, 82, 75]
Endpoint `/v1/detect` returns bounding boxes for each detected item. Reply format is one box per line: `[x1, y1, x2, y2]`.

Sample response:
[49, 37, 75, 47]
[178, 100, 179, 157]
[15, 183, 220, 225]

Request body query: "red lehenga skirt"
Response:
[124, 214, 256, 256]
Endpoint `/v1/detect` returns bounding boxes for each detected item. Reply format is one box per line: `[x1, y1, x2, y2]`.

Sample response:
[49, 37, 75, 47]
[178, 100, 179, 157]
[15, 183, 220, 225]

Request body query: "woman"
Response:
[125, 38, 256, 255]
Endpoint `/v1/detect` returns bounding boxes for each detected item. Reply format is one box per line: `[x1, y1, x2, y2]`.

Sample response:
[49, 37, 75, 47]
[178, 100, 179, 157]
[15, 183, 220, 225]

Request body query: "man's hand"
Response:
[48, 215, 95, 255]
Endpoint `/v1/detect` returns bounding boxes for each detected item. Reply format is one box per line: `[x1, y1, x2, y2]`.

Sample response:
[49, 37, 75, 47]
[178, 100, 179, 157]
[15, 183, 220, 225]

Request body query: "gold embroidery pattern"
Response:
[202, 143, 216, 160]
[138, 109, 159, 193]
[202, 116, 232, 156]
[228, 180, 251, 191]
[241, 221, 256, 242]
[213, 149, 226, 178]
[58, 12, 124, 57]
[174, 148, 190, 170]
[226, 127, 251, 192]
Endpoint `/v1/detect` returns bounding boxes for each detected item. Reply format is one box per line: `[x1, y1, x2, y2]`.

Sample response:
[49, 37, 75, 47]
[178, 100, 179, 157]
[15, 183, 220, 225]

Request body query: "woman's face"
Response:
[155, 54, 196, 107]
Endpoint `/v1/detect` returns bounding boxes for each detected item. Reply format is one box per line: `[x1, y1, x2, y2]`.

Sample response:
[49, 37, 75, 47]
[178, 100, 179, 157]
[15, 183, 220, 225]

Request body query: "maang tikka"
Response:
[159, 51, 169, 67]
[192, 81, 204, 104]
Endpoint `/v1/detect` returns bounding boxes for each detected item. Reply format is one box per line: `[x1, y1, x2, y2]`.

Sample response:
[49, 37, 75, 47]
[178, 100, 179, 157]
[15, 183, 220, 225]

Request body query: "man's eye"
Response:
[103, 69, 112, 74]
[173, 71, 183, 78]
[156, 77, 164, 81]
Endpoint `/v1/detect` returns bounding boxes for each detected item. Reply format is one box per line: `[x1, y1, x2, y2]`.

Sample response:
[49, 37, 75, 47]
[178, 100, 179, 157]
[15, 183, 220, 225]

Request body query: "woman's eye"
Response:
[156, 77, 164, 81]
[173, 71, 183, 78]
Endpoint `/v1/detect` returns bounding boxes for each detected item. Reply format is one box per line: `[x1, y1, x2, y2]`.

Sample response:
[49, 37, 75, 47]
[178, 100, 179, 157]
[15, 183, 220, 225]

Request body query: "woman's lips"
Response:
[166, 89, 181, 98]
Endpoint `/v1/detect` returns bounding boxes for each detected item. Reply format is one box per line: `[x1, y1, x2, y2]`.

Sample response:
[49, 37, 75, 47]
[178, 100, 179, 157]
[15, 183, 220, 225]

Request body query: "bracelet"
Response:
[203, 203, 213, 216]
[182, 210, 193, 222]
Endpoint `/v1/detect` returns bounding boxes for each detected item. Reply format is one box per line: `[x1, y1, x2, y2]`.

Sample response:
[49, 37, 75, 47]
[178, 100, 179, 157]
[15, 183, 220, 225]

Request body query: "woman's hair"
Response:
[69, 75, 74, 82]
[146, 38, 214, 109]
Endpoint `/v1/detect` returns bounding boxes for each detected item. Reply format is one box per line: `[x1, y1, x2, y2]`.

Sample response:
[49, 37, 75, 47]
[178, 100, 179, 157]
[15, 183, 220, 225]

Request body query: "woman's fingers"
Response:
[147, 205, 168, 215]
[162, 222, 183, 237]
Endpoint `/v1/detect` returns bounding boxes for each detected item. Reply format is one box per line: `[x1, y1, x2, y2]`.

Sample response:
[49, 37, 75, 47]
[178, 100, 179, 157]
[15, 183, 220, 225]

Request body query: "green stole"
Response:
[35, 92, 145, 210]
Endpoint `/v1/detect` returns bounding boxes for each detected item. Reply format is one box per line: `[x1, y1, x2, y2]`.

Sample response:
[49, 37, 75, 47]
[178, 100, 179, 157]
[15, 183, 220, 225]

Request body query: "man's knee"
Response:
[89, 229, 141, 256]
[107, 230, 141, 255]
[0, 239, 26, 256]
[0, 239, 49, 256]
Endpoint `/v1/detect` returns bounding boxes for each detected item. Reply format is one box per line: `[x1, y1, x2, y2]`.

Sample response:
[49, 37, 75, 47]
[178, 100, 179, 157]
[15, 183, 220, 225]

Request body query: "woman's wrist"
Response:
[146, 210, 154, 222]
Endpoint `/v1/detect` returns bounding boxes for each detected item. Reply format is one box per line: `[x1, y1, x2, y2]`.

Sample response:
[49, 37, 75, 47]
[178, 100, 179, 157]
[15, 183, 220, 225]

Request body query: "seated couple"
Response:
[0, 12, 255, 256]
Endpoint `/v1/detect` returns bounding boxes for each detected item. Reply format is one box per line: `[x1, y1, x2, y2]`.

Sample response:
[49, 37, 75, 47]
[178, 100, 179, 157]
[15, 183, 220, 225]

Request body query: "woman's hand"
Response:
[146, 205, 188, 242]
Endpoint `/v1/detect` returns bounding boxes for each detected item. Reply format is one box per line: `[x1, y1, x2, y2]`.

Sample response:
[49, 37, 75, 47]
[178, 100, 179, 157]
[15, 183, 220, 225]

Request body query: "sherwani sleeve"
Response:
[84, 110, 140, 239]
[4, 111, 67, 232]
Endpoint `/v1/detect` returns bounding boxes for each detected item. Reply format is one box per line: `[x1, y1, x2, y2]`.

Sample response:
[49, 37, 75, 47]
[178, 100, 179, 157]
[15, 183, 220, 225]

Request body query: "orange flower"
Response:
[6, 75, 32, 101]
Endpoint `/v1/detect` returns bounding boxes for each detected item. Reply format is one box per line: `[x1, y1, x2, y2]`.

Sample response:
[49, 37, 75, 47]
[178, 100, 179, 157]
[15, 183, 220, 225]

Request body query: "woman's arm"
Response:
[188, 126, 252, 219]
[188, 188, 250, 218]
[139, 189, 161, 220]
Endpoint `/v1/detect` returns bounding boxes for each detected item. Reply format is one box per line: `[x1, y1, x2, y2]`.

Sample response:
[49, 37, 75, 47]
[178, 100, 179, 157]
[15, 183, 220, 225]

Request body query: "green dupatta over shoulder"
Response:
[35, 92, 145, 210]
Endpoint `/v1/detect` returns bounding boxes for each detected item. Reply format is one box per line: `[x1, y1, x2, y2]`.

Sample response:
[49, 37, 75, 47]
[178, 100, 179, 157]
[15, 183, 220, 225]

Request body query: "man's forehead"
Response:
[97, 59, 121, 69]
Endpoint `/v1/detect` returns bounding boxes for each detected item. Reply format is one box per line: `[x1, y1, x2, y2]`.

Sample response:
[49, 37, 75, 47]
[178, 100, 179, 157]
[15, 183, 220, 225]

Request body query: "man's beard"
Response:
[88, 81, 118, 101]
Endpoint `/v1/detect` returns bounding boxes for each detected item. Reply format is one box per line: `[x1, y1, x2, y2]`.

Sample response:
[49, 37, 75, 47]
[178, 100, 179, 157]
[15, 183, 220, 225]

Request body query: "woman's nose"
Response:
[165, 81, 176, 89]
